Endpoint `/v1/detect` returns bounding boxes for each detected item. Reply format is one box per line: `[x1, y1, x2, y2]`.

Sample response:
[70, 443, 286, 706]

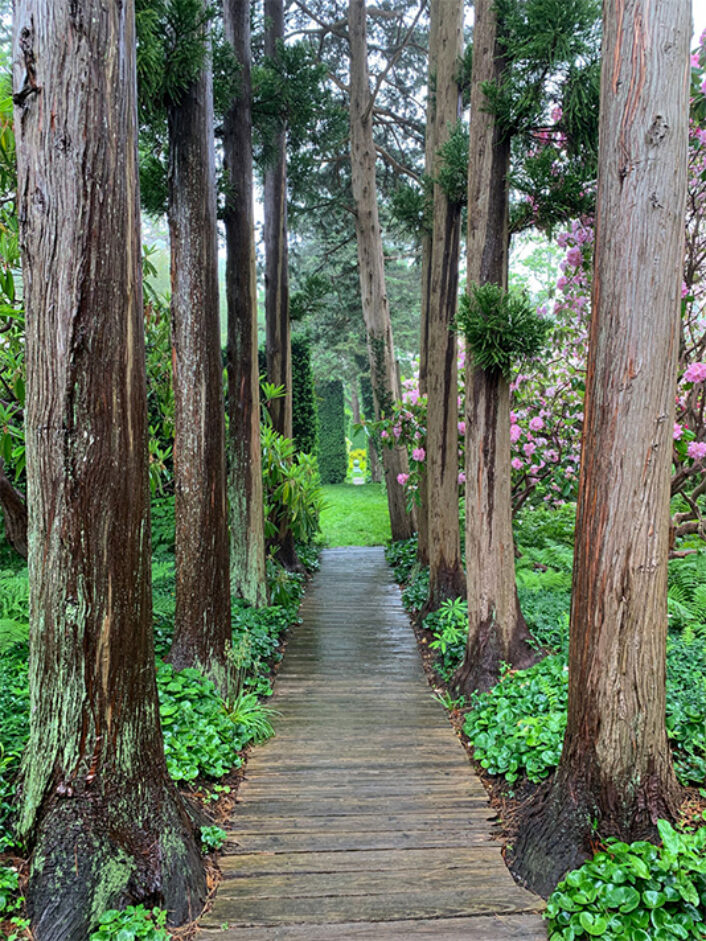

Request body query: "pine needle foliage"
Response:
[456, 282, 551, 380]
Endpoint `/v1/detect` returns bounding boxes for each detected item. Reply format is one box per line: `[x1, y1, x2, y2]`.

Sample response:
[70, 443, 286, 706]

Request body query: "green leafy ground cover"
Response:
[386, 505, 706, 935]
[0, 496, 313, 935]
[319, 483, 391, 546]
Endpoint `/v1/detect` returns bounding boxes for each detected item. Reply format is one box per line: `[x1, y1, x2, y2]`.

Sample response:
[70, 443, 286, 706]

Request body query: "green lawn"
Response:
[319, 483, 391, 547]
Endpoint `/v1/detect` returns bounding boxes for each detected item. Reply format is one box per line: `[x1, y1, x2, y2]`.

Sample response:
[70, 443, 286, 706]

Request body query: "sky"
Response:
[696, 0, 706, 43]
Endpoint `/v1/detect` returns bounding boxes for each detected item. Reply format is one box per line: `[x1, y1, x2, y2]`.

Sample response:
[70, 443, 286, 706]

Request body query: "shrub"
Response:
[291, 335, 318, 456]
[545, 818, 706, 940]
[261, 424, 324, 547]
[317, 379, 347, 484]
[90, 905, 170, 940]
[425, 598, 468, 681]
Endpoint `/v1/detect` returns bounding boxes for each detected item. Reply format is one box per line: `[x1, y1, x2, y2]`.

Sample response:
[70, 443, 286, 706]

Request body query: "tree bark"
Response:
[264, 0, 293, 440]
[13, 3, 205, 937]
[0, 459, 27, 558]
[223, 0, 268, 607]
[416, 0, 438, 568]
[422, 0, 465, 614]
[453, 0, 535, 695]
[166, 12, 231, 691]
[348, 0, 413, 542]
[512, 0, 689, 895]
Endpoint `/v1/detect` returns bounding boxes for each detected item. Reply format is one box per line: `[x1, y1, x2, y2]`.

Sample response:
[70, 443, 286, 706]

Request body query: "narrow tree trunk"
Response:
[13, 4, 205, 937]
[264, 0, 293, 440]
[453, 0, 535, 695]
[166, 15, 231, 692]
[512, 0, 689, 895]
[223, 0, 268, 607]
[0, 459, 27, 558]
[423, 0, 465, 614]
[416, 0, 439, 568]
[348, 0, 413, 542]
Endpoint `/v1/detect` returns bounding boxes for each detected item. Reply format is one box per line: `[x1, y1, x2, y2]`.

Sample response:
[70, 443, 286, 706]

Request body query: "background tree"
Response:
[348, 0, 416, 541]
[422, 0, 465, 613]
[512, 0, 689, 892]
[264, 0, 293, 438]
[166, 1, 231, 688]
[13, 1, 205, 935]
[223, 0, 269, 607]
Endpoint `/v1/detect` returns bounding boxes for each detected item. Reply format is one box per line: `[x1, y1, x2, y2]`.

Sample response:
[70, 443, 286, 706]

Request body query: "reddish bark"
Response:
[13, 2, 205, 936]
[512, 0, 689, 893]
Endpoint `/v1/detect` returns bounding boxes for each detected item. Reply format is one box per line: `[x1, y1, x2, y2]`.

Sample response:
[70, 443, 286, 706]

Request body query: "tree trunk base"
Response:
[27, 786, 206, 941]
[419, 563, 466, 621]
[451, 596, 539, 696]
[271, 528, 306, 574]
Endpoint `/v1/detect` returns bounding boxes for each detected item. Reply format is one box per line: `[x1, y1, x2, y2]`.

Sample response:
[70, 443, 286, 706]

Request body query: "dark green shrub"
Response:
[291, 335, 318, 455]
[545, 818, 706, 940]
[261, 424, 324, 546]
[316, 379, 347, 484]
[425, 598, 468, 681]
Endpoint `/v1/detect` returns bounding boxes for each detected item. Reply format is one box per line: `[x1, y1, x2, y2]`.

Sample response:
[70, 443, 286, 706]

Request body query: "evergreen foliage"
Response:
[317, 379, 347, 484]
[291, 335, 318, 456]
[456, 282, 551, 379]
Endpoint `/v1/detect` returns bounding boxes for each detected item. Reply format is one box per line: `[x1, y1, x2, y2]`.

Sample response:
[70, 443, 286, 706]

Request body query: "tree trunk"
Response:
[453, 0, 535, 695]
[348, 0, 413, 543]
[223, 0, 268, 608]
[13, 3, 205, 937]
[0, 459, 27, 558]
[422, 0, 465, 614]
[264, 0, 293, 440]
[166, 15, 231, 692]
[416, 0, 439, 569]
[511, 0, 689, 895]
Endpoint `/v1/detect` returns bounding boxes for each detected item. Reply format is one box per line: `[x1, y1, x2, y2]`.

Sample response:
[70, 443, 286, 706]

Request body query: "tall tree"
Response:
[513, 0, 689, 892]
[13, 1, 205, 936]
[416, 0, 438, 568]
[422, 0, 464, 612]
[223, 0, 268, 607]
[264, 0, 293, 439]
[453, 0, 536, 694]
[166, 4, 231, 689]
[348, 0, 414, 542]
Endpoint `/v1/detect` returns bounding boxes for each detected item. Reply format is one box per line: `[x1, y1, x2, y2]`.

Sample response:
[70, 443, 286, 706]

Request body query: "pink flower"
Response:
[397, 473, 409, 486]
[687, 441, 706, 461]
[674, 423, 683, 440]
[510, 424, 522, 444]
[529, 416, 544, 432]
[551, 105, 563, 123]
[457, 421, 466, 436]
[566, 247, 583, 268]
[381, 430, 389, 439]
[511, 457, 523, 471]
[457, 471, 466, 485]
[683, 362, 706, 383]
[682, 281, 689, 298]
[523, 441, 537, 458]
[692, 52, 701, 67]
[392, 425, 402, 439]
[412, 447, 426, 462]
[545, 449, 559, 463]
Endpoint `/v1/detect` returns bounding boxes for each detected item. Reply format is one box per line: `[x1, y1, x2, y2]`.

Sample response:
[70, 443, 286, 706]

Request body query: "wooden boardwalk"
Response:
[199, 547, 545, 939]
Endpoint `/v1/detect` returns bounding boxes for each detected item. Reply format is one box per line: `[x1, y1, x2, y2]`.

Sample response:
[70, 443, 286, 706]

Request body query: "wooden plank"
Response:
[198, 914, 547, 939]
[225, 829, 498, 854]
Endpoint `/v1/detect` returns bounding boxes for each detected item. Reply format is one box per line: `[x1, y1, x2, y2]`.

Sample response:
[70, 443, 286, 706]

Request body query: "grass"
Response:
[319, 483, 391, 546]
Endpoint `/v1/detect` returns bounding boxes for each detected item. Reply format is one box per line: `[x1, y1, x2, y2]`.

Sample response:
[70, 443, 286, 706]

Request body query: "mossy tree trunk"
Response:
[453, 0, 536, 695]
[511, 0, 688, 894]
[166, 8, 231, 690]
[348, 0, 413, 543]
[13, 3, 205, 937]
[264, 0, 293, 441]
[422, 0, 465, 614]
[223, 0, 268, 607]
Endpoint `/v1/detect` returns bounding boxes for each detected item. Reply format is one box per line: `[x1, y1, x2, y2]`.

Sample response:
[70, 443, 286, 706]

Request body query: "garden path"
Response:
[198, 547, 545, 939]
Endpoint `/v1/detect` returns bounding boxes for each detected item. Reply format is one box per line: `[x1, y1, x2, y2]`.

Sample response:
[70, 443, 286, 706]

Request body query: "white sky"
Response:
[695, 0, 706, 41]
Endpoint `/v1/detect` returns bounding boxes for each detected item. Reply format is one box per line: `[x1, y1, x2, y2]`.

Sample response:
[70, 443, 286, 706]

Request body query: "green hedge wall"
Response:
[292, 336, 318, 455]
[317, 379, 347, 484]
